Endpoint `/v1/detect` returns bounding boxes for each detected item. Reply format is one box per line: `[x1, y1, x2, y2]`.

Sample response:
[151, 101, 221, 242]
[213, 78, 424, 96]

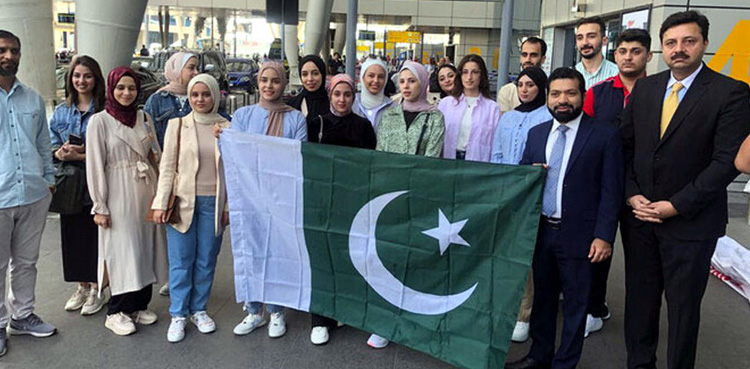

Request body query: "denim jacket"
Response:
[144, 91, 191, 148]
[48, 101, 95, 149]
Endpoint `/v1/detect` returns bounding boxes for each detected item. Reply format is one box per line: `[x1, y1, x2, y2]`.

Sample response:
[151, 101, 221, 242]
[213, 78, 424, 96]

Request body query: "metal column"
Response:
[497, 0, 514, 86]
[345, 0, 357, 80]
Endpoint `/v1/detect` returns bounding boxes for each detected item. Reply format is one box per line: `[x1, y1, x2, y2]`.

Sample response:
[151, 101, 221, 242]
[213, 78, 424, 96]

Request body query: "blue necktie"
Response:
[543, 125, 569, 216]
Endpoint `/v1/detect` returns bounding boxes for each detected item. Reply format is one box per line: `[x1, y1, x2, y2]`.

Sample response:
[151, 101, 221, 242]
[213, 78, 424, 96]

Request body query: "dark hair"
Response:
[521, 36, 548, 57]
[576, 16, 606, 37]
[454, 54, 491, 99]
[65, 55, 106, 113]
[547, 67, 586, 98]
[433, 63, 458, 96]
[616, 28, 652, 50]
[0, 30, 21, 50]
[659, 10, 709, 42]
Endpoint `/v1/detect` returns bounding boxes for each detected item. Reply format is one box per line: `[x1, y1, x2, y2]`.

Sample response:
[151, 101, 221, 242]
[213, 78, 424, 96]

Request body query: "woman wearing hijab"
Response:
[307, 74, 376, 345]
[438, 54, 502, 162]
[151, 74, 230, 343]
[376, 60, 445, 159]
[86, 67, 168, 336]
[216, 61, 306, 339]
[288, 55, 329, 118]
[490, 67, 551, 165]
[144, 52, 199, 148]
[488, 67, 551, 344]
[49, 55, 109, 316]
[351, 58, 395, 132]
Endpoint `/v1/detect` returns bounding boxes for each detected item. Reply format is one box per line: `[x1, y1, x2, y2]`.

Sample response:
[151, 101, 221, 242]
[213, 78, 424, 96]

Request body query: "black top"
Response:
[403, 110, 420, 129]
[307, 112, 377, 150]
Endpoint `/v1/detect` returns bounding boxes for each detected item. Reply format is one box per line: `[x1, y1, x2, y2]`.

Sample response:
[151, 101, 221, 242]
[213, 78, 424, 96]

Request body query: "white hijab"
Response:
[187, 74, 223, 124]
[359, 58, 390, 109]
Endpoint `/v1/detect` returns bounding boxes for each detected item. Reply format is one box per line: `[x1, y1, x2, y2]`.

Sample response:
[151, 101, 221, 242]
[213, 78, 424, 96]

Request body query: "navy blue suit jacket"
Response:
[521, 114, 624, 258]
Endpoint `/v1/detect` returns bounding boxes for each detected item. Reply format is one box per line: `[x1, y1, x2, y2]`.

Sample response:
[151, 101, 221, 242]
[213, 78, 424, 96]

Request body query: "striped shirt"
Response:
[575, 59, 619, 90]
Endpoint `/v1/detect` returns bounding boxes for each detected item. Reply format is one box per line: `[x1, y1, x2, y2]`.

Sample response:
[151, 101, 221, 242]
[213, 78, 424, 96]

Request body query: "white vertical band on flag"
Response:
[220, 130, 311, 311]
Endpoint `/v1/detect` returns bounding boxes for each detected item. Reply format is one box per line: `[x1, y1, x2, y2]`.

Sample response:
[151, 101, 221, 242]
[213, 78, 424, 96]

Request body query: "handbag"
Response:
[146, 117, 182, 224]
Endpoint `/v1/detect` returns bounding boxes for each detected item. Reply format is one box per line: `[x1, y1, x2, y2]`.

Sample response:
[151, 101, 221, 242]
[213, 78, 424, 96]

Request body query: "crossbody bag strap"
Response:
[318, 115, 324, 142]
[415, 113, 430, 155]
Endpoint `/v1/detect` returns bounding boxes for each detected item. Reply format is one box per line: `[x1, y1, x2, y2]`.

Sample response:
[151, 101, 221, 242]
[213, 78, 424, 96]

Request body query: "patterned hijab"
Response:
[158, 52, 197, 96]
[105, 67, 140, 128]
[257, 61, 294, 137]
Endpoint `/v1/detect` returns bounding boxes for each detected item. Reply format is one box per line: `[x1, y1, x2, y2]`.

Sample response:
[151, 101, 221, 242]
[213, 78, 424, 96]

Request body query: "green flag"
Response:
[221, 130, 545, 369]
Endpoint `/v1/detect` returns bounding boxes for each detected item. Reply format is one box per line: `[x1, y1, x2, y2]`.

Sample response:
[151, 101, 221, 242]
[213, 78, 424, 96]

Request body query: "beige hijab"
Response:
[187, 74, 224, 124]
[257, 61, 294, 137]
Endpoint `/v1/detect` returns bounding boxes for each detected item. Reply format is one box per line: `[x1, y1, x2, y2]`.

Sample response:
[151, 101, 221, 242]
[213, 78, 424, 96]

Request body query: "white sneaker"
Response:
[159, 283, 170, 296]
[367, 333, 389, 349]
[511, 321, 530, 343]
[310, 326, 329, 345]
[191, 311, 216, 334]
[64, 285, 88, 311]
[132, 310, 158, 325]
[167, 317, 186, 343]
[105, 313, 136, 336]
[268, 312, 286, 338]
[584, 314, 603, 338]
[233, 313, 266, 336]
[81, 287, 110, 316]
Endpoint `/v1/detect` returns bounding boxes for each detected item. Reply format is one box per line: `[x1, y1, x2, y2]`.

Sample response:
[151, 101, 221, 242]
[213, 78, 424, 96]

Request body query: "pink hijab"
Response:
[158, 52, 197, 95]
[329, 74, 355, 117]
[400, 60, 435, 112]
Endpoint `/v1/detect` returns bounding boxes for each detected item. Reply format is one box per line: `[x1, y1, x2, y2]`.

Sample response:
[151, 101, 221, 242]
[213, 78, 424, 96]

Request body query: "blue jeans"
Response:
[167, 196, 223, 317]
[245, 302, 283, 315]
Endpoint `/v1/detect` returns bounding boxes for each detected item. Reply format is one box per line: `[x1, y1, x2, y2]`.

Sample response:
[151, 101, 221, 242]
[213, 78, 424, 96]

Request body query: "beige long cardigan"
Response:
[151, 113, 230, 236]
[86, 110, 168, 295]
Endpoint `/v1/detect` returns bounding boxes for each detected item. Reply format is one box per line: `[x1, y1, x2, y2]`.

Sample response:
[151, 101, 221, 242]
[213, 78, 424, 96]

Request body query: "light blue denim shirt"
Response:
[143, 91, 191, 148]
[231, 104, 307, 141]
[490, 105, 552, 164]
[48, 100, 95, 149]
[0, 80, 55, 208]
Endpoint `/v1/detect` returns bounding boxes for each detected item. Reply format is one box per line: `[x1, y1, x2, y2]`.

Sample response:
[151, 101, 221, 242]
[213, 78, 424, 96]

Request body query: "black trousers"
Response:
[60, 206, 98, 283]
[107, 285, 153, 315]
[528, 222, 592, 369]
[588, 248, 612, 317]
[621, 216, 716, 369]
[311, 313, 337, 328]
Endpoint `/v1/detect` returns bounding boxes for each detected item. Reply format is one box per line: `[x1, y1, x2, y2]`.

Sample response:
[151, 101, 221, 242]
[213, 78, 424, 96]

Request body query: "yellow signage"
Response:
[357, 45, 370, 52]
[388, 31, 422, 44]
[708, 20, 750, 84]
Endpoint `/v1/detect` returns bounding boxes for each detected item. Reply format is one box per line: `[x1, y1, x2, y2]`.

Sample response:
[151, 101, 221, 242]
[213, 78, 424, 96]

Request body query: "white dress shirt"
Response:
[544, 113, 582, 218]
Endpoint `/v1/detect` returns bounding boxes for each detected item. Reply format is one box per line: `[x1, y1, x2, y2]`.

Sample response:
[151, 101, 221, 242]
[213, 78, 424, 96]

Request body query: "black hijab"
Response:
[515, 67, 547, 113]
[288, 55, 329, 117]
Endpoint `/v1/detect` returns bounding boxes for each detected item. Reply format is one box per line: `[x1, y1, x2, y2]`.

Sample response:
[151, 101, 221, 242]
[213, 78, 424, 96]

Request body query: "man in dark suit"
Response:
[619, 11, 750, 369]
[505, 68, 624, 369]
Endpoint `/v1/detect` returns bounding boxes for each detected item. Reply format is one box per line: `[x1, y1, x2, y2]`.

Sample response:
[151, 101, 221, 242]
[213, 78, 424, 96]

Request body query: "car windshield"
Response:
[228, 61, 253, 72]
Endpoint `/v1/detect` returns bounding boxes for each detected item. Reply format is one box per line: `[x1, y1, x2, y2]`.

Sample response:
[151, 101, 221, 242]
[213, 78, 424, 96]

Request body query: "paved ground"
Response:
[2, 194, 750, 368]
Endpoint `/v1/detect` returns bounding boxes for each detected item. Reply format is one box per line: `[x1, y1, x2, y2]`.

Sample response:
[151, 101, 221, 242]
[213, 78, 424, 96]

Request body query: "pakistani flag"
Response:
[220, 130, 545, 369]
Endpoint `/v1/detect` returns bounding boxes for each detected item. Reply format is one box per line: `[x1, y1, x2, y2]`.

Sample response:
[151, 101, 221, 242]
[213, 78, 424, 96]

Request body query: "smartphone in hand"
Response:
[68, 134, 83, 146]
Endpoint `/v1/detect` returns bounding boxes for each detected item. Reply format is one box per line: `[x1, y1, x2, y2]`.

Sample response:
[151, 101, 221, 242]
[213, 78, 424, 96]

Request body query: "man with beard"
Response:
[506, 67, 623, 369]
[497, 37, 547, 113]
[0, 30, 58, 356]
[580, 28, 652, 339]
[620, 11, 750, 369]
[574, 17, 618, 89]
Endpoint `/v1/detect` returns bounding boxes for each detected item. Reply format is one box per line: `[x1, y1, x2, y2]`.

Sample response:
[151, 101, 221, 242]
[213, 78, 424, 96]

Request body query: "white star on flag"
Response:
[422, 209, 470, 255]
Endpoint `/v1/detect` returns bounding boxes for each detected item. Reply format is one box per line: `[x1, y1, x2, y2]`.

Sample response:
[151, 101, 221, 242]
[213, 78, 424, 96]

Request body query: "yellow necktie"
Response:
[660, 82, 684, 138]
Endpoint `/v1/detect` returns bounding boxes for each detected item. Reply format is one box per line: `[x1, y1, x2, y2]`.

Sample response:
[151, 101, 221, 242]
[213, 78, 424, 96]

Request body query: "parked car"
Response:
[200, 50, 230, 92]
[130, 63, 163, 107]
[227, 58, 258, 93]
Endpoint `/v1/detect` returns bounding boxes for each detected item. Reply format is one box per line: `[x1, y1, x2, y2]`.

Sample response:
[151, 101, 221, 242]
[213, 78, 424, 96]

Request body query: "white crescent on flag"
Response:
[348, 191, 478, 315]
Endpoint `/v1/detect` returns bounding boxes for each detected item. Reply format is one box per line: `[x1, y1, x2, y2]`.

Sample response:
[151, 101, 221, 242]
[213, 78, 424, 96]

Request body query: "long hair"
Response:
[65, 55, 106, 113]
[452, 54, 491, 100]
